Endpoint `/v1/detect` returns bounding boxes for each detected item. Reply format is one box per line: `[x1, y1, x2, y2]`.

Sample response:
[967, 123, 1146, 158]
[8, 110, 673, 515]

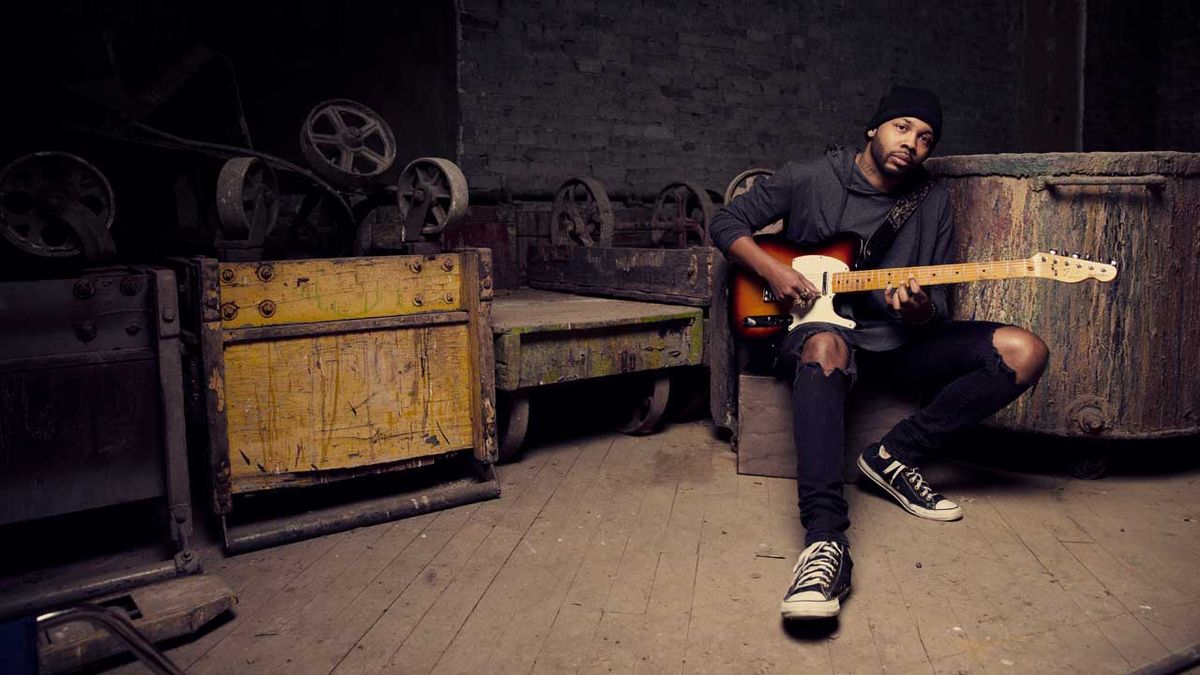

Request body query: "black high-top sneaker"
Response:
[780, 541, 852, 619]
[858, 444, 963, 521]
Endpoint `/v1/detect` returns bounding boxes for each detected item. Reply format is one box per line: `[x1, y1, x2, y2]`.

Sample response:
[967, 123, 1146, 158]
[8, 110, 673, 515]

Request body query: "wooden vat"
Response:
[927, 152, 1200, 439]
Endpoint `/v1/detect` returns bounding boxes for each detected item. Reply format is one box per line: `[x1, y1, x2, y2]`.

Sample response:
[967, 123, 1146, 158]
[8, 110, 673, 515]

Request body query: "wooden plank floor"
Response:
[114, 422, 1199, 674]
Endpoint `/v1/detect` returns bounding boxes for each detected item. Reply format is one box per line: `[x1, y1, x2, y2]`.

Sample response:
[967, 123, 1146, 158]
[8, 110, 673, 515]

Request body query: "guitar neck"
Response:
[832, 260, 1034, 292]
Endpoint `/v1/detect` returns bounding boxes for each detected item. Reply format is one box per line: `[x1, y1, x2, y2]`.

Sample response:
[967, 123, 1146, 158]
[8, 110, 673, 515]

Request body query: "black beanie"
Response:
[866, 85, 943, 142]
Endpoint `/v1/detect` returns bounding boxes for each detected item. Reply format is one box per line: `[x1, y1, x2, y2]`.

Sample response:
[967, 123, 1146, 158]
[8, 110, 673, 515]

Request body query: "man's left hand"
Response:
[885, 277, 935, 324]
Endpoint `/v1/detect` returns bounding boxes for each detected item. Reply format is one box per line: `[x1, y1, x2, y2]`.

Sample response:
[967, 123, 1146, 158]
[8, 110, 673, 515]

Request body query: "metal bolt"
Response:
[413, 295, 424, 307]
[126, 324, 141, 336]
[120, 276, 142, 296]
[220, 303, 239, 321]
[256, 264, 275, 282]
[442, 258, 455, 272]
[220, 268, 236, 283]
[444, 292, 455, 303]
[73, 279, 95, 299]
[258, 299, 277, 317]
[76, 321, 97, 342]
[410, 261, 423, 273]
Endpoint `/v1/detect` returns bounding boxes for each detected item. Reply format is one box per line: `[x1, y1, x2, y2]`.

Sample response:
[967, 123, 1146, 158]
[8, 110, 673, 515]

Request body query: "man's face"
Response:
[868, 116, 936, 178]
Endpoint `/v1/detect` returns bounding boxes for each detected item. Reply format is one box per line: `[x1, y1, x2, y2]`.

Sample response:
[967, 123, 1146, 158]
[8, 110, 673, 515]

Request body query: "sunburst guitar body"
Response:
[730, 234, 1118, 341]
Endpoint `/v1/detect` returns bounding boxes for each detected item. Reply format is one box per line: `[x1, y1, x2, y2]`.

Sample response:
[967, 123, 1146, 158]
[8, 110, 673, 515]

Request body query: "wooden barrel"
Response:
[925, 152, 1200, 440]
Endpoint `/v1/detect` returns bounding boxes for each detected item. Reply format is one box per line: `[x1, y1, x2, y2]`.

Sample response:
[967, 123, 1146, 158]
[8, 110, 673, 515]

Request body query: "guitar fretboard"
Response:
[832, 260, 1035, 293]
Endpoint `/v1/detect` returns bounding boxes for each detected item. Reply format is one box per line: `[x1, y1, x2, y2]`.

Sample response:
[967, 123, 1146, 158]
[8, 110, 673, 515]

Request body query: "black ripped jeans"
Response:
[777, 321, 1034, 547]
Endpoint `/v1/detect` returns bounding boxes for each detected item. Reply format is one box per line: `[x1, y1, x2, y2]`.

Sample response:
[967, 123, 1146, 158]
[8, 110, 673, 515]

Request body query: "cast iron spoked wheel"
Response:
[396, 157, 469, 239]
[549, 177, 614, 247]
[649, 181, 714, 248]
[723, 167, 774, 203]
[0, 152, 116, 259]
[724, 168, 783, 234]
[351, 186, 400, 254]
[619, 372, 672, 436]
[496, 391, 531, 463]
[215, 157, 279, 246]
[300, 99, 397, 188]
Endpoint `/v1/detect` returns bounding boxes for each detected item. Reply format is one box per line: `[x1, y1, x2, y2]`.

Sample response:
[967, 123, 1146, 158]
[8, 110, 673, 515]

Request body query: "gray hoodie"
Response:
[709, 146, 953, 352]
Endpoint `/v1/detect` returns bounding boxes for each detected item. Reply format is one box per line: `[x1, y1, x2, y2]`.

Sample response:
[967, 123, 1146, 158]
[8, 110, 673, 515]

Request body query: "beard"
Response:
[868, 139, 916, 178]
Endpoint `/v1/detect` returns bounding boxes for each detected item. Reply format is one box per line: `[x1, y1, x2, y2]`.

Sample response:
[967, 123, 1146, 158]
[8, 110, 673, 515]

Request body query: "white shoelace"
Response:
[884, 460, 936, 503]
[792, 543, 842, 591]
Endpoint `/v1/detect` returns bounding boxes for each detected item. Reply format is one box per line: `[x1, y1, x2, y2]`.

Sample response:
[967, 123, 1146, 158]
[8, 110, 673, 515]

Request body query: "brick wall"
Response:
[457, 0, 1025, 200]
[1156, 1, 1200, 151]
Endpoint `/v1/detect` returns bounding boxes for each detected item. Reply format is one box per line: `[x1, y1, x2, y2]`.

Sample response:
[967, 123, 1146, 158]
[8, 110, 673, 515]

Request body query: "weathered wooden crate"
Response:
[0, 267, 198, 620]
[525, 244, 736, 432]
[736, 374, 918, 481]
[187, 250, 499, 552]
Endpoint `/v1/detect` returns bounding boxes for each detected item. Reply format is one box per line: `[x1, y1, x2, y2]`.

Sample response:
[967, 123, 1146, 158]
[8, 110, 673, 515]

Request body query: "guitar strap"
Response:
[855, 177, 935, 270]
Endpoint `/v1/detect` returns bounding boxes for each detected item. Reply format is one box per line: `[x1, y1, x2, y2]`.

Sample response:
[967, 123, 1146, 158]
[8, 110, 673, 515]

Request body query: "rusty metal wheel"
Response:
[649, 181, 714, 248]
[724, 167, 774, 203]
[724, 168, 784, 234]
[620, 373, 672, 435]
[497, 392, 531, 462]
[550, 177, 614, 247]
[300, 99, 397, 188]
[215, 157, 279, 247]
[0, 152, 116, 259]
[351, 186, 400, 254]
[396, 157, 469, 240]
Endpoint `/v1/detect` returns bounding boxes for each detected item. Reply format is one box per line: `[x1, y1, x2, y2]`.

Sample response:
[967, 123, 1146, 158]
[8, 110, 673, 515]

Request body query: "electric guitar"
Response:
[731, 235, 1119, 341]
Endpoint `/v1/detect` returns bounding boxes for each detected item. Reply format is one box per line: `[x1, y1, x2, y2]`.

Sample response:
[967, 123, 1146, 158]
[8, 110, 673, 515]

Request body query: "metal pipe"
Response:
[223, 471, 500, 554]
[0, 561, 180, 622]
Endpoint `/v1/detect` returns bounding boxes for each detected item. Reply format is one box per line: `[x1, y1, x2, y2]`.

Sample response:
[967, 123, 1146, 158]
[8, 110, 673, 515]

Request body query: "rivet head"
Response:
[444, 292, 455, 303]
[120, 276, 142, 296]
[75, 321, 97, 342]
[256, 264, 275, 282]
[442, 258, 455, 272]
[220, 268, 236, 283]
[410, 261, 423, 273]
[73, 279, 95, 299]
[220, 303, 239, 321]
[258, 299, 277, 317]
[413, 295, 424, 307]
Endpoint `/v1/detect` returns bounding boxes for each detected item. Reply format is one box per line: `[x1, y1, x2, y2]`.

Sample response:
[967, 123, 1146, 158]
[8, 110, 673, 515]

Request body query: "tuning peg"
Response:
[1049, 248, 1057, 255]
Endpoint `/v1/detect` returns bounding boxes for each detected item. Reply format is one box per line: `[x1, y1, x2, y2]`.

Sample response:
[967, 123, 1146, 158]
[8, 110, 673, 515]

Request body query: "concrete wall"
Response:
[457, 0, 1025, 200]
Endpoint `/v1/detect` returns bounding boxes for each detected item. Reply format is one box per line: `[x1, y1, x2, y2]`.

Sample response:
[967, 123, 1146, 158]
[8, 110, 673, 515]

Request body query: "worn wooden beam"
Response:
[525, 245, 718, 307]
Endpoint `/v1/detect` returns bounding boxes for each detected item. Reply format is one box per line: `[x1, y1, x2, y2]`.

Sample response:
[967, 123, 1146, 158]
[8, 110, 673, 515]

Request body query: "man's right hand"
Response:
[727, 236, 820, 305]
[763, 261, 820, 304]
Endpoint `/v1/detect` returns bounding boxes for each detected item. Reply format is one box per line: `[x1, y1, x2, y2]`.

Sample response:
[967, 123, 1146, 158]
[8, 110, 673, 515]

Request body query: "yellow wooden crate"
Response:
[195, 252, 497, 509]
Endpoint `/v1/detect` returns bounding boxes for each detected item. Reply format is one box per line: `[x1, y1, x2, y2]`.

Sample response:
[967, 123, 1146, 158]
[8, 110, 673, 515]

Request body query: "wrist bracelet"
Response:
[910, 301, 938, 326]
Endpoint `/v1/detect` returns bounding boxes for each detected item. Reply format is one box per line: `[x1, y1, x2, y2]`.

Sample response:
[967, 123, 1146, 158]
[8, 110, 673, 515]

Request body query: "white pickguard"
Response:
[788, 254, 856, 330]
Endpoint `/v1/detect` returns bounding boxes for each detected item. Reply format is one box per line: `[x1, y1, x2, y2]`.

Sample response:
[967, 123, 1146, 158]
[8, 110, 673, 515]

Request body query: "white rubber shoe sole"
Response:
[780, 588, 849, 619]
[857, 456, 963, 522]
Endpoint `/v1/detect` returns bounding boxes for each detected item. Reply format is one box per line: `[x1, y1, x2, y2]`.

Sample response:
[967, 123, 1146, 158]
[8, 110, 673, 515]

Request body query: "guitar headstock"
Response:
[1029, 250, 1118, 283]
